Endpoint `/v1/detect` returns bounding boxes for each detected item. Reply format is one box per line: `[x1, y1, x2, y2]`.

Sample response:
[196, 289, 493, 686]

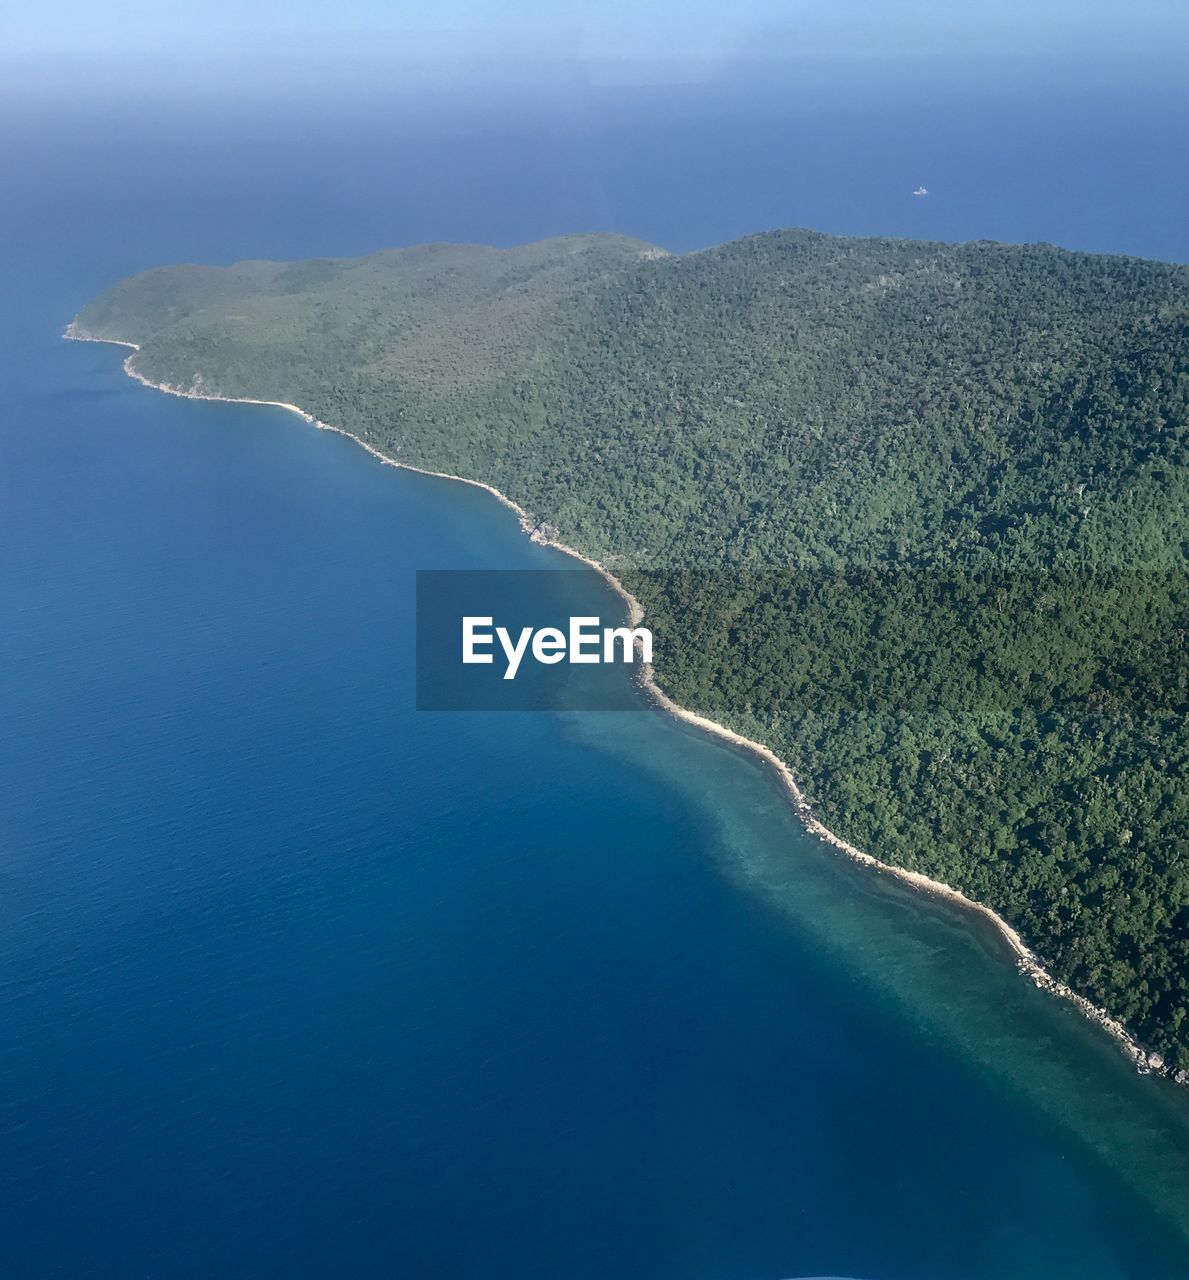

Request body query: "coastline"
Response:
[65, 322, 1182, 1089]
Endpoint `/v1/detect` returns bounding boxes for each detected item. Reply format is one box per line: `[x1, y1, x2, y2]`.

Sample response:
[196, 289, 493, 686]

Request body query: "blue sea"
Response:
[3, 64, 1189, 1279]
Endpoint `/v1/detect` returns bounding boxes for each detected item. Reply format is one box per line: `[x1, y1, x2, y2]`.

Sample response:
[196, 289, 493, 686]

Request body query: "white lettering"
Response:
[462, 617, 494, 664]
[603, 625, 653, 665]
[495, 626, 534, 680]
[531, 627, 567, 664]
[463, 616, 654, 679]
[568, 616, 602, 663]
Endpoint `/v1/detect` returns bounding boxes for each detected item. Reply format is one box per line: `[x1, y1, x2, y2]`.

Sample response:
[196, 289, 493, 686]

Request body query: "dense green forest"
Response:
[76, 228, 1188, 1070]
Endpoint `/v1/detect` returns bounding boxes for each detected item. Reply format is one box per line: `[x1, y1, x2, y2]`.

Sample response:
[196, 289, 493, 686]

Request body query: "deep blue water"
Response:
[4, 72, 1189, 1279]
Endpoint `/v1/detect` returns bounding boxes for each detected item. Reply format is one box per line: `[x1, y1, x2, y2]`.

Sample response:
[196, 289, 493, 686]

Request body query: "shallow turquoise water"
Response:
[3, 83, 1189, 1279]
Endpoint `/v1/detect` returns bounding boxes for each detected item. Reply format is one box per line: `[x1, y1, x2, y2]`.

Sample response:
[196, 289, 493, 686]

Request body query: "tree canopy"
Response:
[77, 227, 1189, 1069]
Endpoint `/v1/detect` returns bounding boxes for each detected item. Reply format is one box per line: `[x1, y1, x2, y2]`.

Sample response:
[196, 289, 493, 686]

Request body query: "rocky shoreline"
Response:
[65, 320, 1185, 1092]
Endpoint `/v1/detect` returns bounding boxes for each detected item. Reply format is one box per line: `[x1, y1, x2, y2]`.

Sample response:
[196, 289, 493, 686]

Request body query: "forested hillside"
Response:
[75, 229, 1189, 1070]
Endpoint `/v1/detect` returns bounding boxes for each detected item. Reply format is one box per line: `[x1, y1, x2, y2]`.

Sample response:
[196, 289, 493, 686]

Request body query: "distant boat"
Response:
[912, 186, 929, 197]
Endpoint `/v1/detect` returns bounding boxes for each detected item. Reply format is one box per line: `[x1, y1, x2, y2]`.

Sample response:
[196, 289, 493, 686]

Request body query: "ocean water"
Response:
[3, 69, 1189, 1279]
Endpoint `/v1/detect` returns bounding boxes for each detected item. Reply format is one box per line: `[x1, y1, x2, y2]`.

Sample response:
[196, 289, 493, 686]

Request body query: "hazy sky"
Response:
[9, 0, 1189, 65]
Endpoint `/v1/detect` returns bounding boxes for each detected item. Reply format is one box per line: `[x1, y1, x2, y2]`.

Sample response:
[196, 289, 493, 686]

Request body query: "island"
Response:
[70, 228, 1188, 1077]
